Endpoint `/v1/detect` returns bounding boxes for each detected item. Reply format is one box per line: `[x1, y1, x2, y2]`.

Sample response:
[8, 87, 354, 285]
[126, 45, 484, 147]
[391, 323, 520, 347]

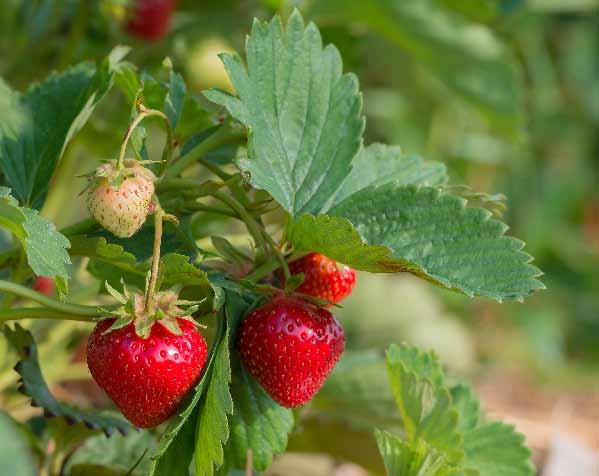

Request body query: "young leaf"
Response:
[2, 324, 131, 437]
[291, 185, 544, 301]
[223, 359, 294, 471]
[374, 429, 454, 476]
[0, 49, 125, 208]
[386, 344, 463, 463]
[0, 188, 71, 286]
[164, 70, 186, 129]
[204, 9, 365, 216]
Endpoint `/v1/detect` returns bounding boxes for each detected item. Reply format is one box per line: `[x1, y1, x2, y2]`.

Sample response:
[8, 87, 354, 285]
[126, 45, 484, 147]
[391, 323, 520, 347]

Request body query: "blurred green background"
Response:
[1, 0, 598, 474]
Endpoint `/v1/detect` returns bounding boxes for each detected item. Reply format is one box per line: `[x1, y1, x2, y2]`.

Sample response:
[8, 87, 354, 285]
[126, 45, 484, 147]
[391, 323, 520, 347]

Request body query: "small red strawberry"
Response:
[32, 276, 54, 296]
[238, 295, 345, 408]
[287, 253, 357, 305]
[86, 159, 155, 238]
[126, 0, 175, 41]
[86, 289, 207, 428]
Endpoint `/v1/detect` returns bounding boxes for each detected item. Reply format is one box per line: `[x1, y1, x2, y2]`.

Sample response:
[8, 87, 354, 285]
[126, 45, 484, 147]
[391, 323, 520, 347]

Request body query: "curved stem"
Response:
[182, 202, 238, 218]
[164, 123, 244, 179]
[212, 191, 268, 258]
[262, 231, 290, 281]
[117, 109, 173, 171]
[0, 281, 106, 317]
[244, 258, 281, 282]
[144, 203, 164, 312]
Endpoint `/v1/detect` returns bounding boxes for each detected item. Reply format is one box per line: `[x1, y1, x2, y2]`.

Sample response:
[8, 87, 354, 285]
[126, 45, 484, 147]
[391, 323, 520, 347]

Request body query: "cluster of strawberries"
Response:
[36, 159, 357, 428]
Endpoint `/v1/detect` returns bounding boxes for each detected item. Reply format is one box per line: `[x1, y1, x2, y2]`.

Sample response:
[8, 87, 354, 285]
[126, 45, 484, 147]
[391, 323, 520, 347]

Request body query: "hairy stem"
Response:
[0, 281, 105, 316]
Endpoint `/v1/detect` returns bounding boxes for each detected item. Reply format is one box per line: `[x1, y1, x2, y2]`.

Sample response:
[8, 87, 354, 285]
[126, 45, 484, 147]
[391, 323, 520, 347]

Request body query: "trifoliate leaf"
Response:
[204, 9, 365, 216]
[291, 185, 544, 301]
[2, 324, 130, 437]
[0, 188, 71, 287]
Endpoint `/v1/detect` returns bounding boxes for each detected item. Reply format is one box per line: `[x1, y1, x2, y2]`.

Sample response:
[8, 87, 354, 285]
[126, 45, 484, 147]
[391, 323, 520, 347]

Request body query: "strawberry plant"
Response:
[0, 9, 546, 476]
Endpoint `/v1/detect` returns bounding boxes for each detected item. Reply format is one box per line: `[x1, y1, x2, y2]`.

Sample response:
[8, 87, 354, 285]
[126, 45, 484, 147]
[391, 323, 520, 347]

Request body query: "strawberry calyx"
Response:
[86, 159, 156, 191]
[101, 282, 203, 339]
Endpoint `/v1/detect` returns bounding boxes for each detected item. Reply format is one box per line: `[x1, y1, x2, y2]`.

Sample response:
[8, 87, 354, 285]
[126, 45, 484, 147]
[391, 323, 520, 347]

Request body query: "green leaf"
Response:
[374, 429, 454, 476]
[386, 344, 463, 463]
[0, 188, 71, 285]
[165, 70, 186, 129]
[0, 411, 36, 476]
[450, 384, 480, 433]
[0, 50, 124, 208]
[308, 0, 524, 129]
[193, 326, 233, 476]
[313, 350, 401, 430]
[291, 185, 544, 301]
[330, 144, 447, 210]
[204, 9, 365, 216]
[2, 324, 131, 437]
[66, 430, 156, 476]
[157, 253, 214, 304]
[223, 359, 294, 471]
[462, 422, 534, 476]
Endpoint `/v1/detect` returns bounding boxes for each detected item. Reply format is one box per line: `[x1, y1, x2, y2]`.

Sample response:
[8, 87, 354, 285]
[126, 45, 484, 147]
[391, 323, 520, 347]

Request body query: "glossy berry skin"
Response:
[126, 0, 174, 41]
[87, 318, 207, 428]
[238, 296, 345, 408]
[33, 276, 54, 296]
[287, 253, 357, 305]
[87, 160, 155, 238]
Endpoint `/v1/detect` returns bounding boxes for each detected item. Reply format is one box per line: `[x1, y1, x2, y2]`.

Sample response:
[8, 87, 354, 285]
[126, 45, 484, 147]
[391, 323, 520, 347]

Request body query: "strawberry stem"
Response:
[117, 108, 174, 172]
[144, 200, 165, 313]
[0, 280, 109, 317]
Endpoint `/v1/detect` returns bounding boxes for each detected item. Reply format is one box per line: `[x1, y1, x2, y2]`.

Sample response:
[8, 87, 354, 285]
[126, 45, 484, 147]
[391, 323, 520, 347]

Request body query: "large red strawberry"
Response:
[86, 159, 155, 238]
[86, 290, 207, 428]
[126, 0, 175, 41]
[32, 276, 54, 296]
[238, 295, 345, 408]
[287, 253, 357, 305]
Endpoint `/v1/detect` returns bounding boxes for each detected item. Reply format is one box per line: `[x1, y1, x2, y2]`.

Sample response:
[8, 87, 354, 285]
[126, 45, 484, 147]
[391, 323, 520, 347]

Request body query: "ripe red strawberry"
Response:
[287, 253, 357, 305]
[32, 276, 54, 296]
[86, 159, 155, 238]
[238, 295, 345, 408]
[86, 290, 207, 428]
[126, 0, 175, 41]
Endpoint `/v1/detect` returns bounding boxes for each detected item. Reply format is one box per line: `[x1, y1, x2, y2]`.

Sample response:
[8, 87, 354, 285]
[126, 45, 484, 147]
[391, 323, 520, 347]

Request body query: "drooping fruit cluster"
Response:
[287, 253, 357, 305]
[86, 159, 155, 238]
[87, 289, 207, 428]
[238, 295, 345, 408]
[126, 0, 175, 41]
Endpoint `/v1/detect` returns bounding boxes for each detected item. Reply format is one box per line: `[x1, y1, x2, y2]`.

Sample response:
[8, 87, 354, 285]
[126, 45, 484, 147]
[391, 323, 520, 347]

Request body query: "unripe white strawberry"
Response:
[86, 159, 155, 238]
